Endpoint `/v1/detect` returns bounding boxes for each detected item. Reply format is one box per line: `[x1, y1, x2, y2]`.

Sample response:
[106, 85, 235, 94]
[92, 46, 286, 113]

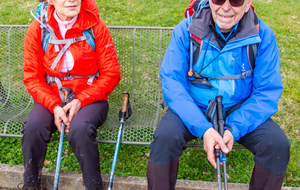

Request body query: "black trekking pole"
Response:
[108, 92, 131, 190]
[216, 95, 228, 190]
[213, 110, 223, 190]
[53, 87, 76, 190]
[206, 99, 222, 190]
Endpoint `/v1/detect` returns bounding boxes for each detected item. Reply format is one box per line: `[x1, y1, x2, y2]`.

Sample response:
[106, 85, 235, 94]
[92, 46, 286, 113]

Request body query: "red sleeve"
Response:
[23, 21, 61, 113]
[77, 19, 121, 107]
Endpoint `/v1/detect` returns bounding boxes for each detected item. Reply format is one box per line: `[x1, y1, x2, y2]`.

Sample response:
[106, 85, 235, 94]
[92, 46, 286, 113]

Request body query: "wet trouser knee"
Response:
[147, 105, 290, 190]
[22, 100, 108, 190]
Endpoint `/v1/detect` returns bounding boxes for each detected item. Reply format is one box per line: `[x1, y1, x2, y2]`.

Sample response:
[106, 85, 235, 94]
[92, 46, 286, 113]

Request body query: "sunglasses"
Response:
[212, 0, 245, 7]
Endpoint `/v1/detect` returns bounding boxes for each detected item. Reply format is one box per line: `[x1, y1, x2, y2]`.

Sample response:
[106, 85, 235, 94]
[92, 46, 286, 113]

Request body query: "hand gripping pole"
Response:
[53, 87, 76, 190]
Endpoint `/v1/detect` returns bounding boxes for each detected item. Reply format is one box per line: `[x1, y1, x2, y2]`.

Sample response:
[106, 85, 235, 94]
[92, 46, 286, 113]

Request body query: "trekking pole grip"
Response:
[216, 95, 224, 137]
[121, 92, 129, 113]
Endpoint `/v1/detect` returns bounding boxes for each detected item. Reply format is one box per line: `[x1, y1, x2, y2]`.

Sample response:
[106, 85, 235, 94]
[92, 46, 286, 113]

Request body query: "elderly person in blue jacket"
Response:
[147, 0, 290, 189]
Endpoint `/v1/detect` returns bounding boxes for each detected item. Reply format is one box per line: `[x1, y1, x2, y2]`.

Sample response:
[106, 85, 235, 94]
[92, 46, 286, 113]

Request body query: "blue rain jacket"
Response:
[160, 6, 283, 141]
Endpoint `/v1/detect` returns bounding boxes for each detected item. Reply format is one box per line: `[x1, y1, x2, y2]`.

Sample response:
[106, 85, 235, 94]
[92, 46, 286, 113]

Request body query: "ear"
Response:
[244, 0, 253, 13]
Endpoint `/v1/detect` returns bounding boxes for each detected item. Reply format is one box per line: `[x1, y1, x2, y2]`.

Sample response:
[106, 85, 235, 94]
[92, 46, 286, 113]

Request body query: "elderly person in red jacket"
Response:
[21, 0, 120, 189]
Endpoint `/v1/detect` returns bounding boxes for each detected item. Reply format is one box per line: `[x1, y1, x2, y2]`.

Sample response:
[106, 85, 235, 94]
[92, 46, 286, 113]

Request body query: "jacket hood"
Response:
[47, 0, 100, 32]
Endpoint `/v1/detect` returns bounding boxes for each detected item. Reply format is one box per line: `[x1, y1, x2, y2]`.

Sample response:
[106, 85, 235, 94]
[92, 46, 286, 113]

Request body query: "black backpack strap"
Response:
[247, 43, 259, 70]
[247, 9, 260, 71]
[189, 35, 201, 47]
[189, 35, 203, 67]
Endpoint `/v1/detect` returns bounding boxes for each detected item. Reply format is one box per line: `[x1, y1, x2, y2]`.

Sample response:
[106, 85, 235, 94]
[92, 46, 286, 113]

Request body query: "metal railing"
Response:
[0, 25, 174, 145]
[0, 25, 246, 149]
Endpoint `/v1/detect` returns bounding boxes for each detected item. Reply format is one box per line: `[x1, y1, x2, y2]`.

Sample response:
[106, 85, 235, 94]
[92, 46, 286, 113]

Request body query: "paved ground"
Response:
[1, 164, 299, 190]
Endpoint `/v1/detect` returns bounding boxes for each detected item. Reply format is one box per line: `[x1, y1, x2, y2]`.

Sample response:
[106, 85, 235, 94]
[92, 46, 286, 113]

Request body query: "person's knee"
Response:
[22, 120, 51, 142]
[67, 120, 97, 143]
[271, 132, 290, 162]
[152, 110, 186, 148]
[150, 109, 191, 166]
[150, 124, 186, 166]
[152, 124, 185, 149]
[261, 129, 290, 156]
[255, 129, 290, 175]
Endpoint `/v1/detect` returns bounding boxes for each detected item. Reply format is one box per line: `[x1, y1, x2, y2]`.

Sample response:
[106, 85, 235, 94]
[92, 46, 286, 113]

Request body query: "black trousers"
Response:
[21, 100, 108, 190]
[147, 103, 290, 190]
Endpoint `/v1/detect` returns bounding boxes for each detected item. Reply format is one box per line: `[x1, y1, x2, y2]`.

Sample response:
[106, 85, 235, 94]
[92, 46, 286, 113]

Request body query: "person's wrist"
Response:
[202, 127, 213, 140]
[53, 105, 61, 113]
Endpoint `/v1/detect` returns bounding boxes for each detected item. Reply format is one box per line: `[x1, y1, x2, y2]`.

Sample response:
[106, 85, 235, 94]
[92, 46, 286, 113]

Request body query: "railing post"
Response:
[131, 28, 136, 112]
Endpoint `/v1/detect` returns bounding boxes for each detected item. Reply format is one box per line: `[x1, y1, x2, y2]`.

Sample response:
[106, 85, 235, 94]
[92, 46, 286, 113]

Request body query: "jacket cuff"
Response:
[225, 124, 241, 141]
[77, 92, 94, 108]
[50, 103, 61, 114]
[200, 126, 213, 140]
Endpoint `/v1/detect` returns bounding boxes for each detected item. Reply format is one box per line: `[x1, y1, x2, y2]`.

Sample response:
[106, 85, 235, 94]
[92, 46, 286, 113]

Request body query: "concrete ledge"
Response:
[0, 164, 299, 190]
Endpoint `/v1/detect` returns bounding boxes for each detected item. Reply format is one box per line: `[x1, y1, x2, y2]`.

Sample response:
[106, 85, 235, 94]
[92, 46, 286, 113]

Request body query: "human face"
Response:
[48, 0, 82, 21]
[209, 0, 253, 33]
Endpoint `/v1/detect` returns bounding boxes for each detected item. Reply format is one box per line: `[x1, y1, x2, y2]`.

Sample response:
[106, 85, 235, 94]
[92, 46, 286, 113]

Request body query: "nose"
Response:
[221, 0, 232, 11]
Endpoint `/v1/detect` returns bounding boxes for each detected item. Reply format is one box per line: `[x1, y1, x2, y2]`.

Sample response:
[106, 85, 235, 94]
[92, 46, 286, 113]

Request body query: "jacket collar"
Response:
[46, 0, 100, 38]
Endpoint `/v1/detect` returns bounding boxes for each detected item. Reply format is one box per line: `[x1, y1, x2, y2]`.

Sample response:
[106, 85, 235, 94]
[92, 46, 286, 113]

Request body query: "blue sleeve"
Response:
[160, 19, 213, 138]
[226, 21, 283, 141]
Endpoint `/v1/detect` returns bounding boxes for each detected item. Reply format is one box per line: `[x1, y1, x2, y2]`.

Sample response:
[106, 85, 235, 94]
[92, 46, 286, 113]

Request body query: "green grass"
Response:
[0, 136, 256, 184]
[0, 0, 189, 26]
[0, 0, 300, 187]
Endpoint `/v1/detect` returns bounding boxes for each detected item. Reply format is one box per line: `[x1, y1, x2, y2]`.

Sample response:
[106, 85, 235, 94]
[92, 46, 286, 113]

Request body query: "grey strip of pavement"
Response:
[0, 164, 299, 190]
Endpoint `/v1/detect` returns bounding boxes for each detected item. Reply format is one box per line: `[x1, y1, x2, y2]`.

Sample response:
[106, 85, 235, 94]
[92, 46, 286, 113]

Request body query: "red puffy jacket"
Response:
[24, 0, 121, 113]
